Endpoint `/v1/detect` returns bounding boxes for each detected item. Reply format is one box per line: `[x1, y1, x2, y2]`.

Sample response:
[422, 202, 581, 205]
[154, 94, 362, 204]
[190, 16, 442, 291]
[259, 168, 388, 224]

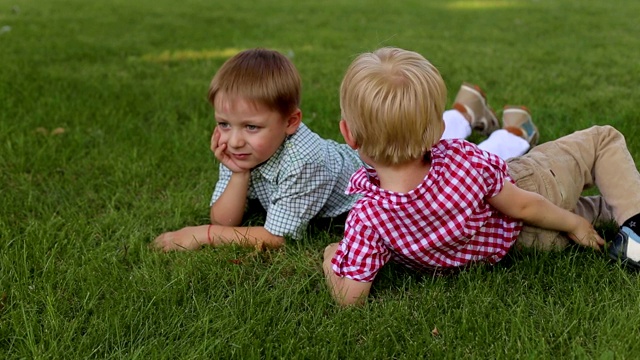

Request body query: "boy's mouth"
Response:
[231, 153, 250, 160]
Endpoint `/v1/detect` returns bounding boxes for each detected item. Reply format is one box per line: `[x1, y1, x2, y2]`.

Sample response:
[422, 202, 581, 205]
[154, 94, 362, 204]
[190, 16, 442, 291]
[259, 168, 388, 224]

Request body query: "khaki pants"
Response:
[507, 125, 640, 250]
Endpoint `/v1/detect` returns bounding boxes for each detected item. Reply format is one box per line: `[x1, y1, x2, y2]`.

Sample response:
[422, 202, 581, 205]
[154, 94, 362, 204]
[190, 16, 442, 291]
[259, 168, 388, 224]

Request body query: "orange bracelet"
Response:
[207, 224, 213, 244]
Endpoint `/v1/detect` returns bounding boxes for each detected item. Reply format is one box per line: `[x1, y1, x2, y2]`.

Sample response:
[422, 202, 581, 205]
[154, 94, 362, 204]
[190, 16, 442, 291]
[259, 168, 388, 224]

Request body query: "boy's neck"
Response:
[373, 158, 431, 193]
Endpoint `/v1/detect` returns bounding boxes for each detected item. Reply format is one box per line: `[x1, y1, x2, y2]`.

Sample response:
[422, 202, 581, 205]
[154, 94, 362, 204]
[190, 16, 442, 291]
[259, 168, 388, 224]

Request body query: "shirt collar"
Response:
[252, 123, 311, 181]
[251, 136, 289, 182]
[348, 163, 432, 204]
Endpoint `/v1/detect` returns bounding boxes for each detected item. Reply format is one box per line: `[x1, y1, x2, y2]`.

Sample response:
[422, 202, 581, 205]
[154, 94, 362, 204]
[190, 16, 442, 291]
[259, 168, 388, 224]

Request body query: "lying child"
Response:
[323, 47, 640, 306]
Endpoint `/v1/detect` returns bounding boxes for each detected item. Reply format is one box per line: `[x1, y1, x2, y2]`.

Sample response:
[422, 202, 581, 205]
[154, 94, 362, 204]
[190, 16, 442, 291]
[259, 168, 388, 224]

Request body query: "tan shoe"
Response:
[452, 83, 499, 136]
[502, 106, 539, 147]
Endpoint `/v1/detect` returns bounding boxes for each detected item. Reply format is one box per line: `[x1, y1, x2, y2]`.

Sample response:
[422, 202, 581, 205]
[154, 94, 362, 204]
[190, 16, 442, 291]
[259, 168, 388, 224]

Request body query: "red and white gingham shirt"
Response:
[331, 139, 523, 282]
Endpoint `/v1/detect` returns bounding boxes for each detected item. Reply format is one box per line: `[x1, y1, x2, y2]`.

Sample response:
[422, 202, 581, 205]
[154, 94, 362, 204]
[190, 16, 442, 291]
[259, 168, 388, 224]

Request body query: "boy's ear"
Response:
[339, 119, 358, 149]
[284, 108, 302, 135]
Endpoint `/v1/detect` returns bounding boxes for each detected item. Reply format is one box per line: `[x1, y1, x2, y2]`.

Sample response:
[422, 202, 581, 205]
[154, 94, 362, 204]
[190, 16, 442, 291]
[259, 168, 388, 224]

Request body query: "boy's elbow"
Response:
[210, 213, 240, 227]
[210, 204, 243, 226]
[270, 236, 286, 248]
[323, 264, 371, 306]
[323, 243, 340, 261]
[261, 233, 285, 249]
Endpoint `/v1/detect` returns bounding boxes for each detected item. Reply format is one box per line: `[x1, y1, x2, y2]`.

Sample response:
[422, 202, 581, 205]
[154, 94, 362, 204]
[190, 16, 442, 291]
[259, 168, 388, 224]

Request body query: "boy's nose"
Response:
[227, 131, 245, 148]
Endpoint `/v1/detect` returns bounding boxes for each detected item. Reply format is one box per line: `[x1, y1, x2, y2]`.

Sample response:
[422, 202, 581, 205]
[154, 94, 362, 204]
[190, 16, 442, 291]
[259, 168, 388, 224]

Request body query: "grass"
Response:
[2, 0, 640, 358]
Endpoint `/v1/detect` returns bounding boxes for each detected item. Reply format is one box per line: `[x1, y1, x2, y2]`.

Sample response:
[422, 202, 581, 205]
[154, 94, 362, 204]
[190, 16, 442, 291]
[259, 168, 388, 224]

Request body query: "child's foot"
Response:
[609, 226, 640, 270]
[502, 106, 539, 147]
[452, 83, 499, 136]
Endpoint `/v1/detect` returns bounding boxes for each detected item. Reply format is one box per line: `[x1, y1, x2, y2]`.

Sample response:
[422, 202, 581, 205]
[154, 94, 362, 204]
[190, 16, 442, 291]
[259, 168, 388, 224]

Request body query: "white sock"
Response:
[478, 129, 530, 160]
[441, 110, 472, 140]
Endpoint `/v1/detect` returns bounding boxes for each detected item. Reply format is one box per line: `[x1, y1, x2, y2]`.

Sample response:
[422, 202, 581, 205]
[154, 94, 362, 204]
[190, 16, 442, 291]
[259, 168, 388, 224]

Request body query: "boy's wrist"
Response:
[206, 224, 213, 244]
[230, 171, 251, 181]
[566, 213, 583, 232]
[204, 224, 222, 245]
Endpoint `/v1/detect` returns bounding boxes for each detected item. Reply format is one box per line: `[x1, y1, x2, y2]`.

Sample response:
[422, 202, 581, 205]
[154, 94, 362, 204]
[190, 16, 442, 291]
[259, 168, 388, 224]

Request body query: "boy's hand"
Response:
[567, 217, 605, 251]
[211, 127, 249, 173]
[151, 226, 209, 252]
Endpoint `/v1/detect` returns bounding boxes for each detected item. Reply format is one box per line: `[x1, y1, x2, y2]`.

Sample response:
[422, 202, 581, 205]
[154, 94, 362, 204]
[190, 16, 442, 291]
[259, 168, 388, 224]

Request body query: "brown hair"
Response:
[208, 48, 301, 118]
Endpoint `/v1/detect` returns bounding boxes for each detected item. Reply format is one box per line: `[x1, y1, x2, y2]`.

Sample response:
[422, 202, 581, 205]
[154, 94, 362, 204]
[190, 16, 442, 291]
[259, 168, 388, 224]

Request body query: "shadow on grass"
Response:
[201, 202, 632, 297]
[242, 198, 347, 246]
[368, 221, 630, 302]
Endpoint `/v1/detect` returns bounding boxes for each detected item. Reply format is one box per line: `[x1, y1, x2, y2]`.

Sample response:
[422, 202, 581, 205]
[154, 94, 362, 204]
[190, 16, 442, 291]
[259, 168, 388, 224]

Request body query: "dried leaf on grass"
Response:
[34, 127, 66, 136]
[51, 127, 66, 135]
[431, 327, 440, 337]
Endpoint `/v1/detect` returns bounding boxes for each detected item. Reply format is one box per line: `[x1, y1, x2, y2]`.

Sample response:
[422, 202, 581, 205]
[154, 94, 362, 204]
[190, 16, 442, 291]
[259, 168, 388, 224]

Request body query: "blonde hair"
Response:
[340, 47, 446, 165]
[208, 48, 301, 118]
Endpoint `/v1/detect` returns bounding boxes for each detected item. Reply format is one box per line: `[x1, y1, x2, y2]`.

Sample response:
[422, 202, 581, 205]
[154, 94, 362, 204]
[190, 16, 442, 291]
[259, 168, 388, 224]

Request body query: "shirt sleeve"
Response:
[472, 146, 509, 199]
[210, 163, 232, 206]
[330, 209, 391, 282]
[263, 161, 336, 239]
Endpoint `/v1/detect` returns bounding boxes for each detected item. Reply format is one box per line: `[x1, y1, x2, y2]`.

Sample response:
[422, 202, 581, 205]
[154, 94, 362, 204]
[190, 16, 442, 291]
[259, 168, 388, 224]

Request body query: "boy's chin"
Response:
[245, 159, 269, 170]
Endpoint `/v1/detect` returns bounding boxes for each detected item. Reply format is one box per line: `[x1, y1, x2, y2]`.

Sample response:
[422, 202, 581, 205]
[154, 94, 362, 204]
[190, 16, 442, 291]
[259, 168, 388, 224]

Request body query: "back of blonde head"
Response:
[340, 47, 446, 165]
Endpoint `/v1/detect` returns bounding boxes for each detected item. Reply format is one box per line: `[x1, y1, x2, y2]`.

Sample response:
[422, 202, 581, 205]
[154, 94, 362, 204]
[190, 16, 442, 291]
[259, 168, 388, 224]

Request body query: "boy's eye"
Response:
[217, 122, 230, 129]
[246, 125, 259, 131]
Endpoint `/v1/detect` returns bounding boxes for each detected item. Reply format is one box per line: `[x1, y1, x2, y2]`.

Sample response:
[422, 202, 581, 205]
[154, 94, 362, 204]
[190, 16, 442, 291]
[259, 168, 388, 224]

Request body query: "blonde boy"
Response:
[324, 47, 640, 306]
[153, 48, 362, 251]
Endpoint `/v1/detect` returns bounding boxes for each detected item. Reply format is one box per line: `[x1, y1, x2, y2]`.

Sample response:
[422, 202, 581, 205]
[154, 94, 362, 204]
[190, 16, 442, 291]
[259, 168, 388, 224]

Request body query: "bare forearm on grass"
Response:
[209, 225, 285, 249]
[152, 224, 284, 252]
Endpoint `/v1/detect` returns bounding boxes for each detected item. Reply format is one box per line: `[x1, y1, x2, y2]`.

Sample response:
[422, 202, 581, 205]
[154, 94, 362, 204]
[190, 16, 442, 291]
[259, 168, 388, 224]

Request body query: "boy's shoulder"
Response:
[286, 123, 324, 151]
[433, 138, 496, 163]
[258, 123, 358, 178]
[434, 138, 479, 154]
[285, 123, 356, 160]
[433, 138, 509, 179]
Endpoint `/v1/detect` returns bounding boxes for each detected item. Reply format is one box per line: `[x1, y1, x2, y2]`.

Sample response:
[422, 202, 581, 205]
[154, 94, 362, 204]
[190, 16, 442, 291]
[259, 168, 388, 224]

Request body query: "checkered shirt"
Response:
[211, 123, 362, 239]
[331, 139, 523, 282]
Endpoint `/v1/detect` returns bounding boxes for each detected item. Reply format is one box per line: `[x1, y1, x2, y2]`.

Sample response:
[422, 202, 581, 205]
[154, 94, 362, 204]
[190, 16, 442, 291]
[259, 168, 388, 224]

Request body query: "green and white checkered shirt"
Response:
[211, 123, 362, 239]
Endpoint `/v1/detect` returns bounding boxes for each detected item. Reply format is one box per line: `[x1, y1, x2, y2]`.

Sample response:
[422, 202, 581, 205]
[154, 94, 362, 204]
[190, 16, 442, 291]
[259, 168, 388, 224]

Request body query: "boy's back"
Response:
[333, 138, 520, 282]
[323, 46, 607, 306]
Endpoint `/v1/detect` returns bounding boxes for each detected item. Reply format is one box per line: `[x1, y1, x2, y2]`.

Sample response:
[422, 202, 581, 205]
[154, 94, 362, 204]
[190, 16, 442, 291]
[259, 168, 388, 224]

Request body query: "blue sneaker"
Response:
[502, 106, 539, 147]
[609, 226, 640, 270]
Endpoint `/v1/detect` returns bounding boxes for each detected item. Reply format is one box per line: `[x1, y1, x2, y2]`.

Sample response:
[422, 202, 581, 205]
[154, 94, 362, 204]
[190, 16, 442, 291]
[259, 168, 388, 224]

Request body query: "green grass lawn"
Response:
[2, 0, 640, 358]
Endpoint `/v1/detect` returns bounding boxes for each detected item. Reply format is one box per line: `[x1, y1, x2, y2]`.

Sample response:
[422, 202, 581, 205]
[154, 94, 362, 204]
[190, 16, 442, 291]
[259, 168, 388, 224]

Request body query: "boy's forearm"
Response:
[152, 225, 284, 252]
[209, 224, 285, 249]
[210, 172, 250, 225]
[491, 184, 601, 247]
[322, 243, 371, 306]
[519, 195, 581, 233]
[524, 201, 604, 249]
[491, 182, 583, 234]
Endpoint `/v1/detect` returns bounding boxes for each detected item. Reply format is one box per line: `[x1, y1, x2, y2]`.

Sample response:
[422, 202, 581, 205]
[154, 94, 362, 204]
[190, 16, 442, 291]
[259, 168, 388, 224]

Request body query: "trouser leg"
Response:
[574, 195, 615, 224]
[507, 125, 640, 250]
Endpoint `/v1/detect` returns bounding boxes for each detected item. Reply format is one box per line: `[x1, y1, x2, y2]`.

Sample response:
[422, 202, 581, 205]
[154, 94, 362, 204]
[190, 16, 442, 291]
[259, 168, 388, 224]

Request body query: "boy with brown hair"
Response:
[323, 46, 640, 306]
[151, 48, 524, 252]
[153, 48, 362, 251]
